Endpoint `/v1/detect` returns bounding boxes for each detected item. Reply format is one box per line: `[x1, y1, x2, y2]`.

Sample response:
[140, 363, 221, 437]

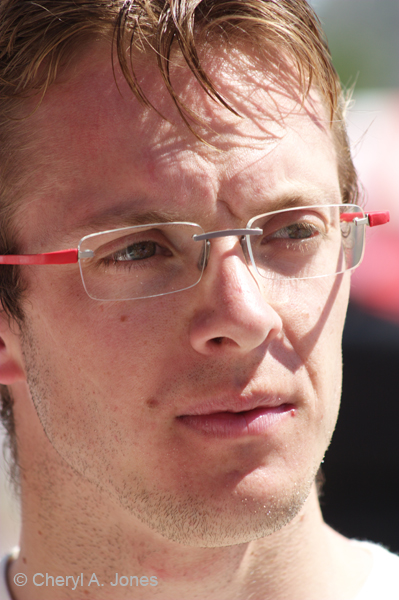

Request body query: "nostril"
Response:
[212, 337, 223, 345]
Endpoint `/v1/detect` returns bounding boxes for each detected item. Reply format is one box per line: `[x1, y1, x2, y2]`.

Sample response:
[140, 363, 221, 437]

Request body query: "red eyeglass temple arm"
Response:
[0, 211, 391, 266]
[0, 248, 79, 265]
[340, 210, 390, 226]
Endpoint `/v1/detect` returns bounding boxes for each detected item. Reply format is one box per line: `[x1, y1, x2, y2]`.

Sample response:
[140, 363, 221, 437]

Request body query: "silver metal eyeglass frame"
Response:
[0, 204, 390, 301]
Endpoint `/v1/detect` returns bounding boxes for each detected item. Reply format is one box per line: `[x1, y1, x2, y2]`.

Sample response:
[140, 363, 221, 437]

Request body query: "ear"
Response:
[0, 313, 26, 384]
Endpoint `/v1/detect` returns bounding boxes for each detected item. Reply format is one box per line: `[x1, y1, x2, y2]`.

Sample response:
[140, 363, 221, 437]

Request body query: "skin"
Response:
[0, 43, 372, 599]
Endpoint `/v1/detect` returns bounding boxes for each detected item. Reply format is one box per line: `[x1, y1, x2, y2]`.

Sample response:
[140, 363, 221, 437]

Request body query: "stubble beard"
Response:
[21, 320, 319, 548]
[113, 469, 318, 547]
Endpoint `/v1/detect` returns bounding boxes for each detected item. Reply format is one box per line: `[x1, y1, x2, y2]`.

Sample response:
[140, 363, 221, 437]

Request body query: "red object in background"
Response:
[347, 91, 399, 323]
[351, 233, 399, 323]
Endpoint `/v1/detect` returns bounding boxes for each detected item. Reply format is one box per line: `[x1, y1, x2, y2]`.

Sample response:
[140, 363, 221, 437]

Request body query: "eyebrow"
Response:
[93, 189, 334, 226]
[264, 188, 340, 211]
[56, 188, 339, 247]
[68, 207, 189, 239]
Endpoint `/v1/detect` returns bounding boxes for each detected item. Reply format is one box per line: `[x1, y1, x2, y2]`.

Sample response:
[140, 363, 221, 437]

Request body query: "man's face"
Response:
[15, 44, 349, 546]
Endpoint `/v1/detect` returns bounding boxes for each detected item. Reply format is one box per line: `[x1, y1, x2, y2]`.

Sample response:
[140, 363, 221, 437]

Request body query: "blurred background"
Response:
[310, 0, 399, 553]
[1, 0, 399, 557]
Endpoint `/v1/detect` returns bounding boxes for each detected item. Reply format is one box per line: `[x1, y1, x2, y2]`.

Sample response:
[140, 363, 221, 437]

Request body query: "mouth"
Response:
[176, 397, 296, 438]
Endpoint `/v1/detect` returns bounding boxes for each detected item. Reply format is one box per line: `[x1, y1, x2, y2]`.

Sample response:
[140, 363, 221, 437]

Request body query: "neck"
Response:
[8, 455, 358, 600]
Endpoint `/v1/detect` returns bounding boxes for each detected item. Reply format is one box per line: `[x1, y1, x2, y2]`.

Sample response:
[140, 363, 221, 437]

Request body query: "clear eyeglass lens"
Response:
[77, 205, 366, 300]
[78, 222, 205, 301]
[246, 204, 366, 280]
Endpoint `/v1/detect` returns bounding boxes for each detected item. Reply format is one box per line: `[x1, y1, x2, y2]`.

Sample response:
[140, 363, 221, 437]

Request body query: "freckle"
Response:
[120, 315, 128, 322]
[38, 530, 42, 535]
[23, 557, 27, 564]
[146, 397, 159, 409]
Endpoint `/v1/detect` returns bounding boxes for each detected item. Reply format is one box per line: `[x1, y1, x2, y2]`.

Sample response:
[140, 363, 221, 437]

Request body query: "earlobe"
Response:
[0, 320, 26, 385]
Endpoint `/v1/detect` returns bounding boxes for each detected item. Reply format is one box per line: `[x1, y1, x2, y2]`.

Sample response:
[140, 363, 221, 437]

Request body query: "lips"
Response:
[176, 395, 295, 438]
[178, 393, 287, 415]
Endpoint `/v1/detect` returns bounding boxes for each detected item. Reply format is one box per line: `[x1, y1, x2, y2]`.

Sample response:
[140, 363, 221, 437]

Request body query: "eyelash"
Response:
[267, 222, 320, 240]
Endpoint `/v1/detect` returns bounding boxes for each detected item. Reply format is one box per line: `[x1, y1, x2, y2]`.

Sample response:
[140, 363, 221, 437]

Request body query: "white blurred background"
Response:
[0, 430, 20, 556]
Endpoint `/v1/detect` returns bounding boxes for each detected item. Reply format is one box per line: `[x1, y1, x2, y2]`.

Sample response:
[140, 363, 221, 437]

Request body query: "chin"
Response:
[116, 466, 317, 547]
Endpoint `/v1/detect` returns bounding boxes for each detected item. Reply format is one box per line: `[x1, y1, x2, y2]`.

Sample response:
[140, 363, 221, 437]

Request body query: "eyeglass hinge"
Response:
[78, 249, 95, 259]
[353, 216, 369, 226]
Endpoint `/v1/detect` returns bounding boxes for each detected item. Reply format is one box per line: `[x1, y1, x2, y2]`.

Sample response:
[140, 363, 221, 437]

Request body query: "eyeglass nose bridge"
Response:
[192, 228, 263, 271]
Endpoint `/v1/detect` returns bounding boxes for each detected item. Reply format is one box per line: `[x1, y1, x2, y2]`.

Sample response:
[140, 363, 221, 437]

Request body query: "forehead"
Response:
[15, 42, 338, 248]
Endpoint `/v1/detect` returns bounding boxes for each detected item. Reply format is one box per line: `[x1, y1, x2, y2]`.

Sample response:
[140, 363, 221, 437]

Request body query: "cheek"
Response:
[275, 274, 350, 430]
[276, 273, 349, 361]
[20, 294, 182, 482]
[24, 280, 187, 410]
[85, 297, 187, 386]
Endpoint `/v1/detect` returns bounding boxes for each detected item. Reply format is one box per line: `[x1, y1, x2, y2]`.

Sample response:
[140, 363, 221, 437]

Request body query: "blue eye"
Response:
[266, 222, 319, 241]
[278, 223, 318, 239]
[117, 241, 157, 261]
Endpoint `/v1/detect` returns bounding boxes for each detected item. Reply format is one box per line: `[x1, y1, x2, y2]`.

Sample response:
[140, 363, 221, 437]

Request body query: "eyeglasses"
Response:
[0, 204, 390, 301]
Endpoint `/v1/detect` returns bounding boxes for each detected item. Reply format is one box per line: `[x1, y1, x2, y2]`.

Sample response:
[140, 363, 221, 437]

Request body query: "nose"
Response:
[189, 237, 282, 355]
